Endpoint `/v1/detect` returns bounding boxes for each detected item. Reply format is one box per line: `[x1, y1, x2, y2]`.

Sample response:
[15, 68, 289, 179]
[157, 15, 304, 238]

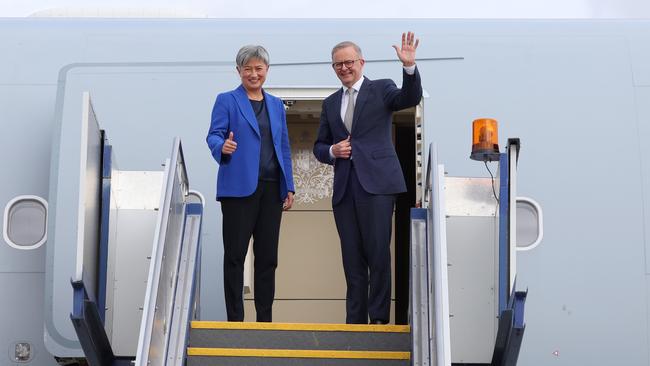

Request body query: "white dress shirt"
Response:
[340, 76, 365, 122]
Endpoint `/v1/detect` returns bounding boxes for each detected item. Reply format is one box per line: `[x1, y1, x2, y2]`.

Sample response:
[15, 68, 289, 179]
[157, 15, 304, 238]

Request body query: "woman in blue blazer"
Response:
[206, 45, 295, 322]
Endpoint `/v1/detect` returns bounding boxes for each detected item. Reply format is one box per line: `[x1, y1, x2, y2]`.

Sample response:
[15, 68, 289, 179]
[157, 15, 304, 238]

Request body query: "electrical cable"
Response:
[484, 160, 499, 203]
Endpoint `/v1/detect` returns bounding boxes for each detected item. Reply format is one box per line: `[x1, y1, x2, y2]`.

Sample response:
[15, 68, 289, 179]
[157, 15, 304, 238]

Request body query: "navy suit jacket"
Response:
[313, 68, 422, 205]
[207, 85, 295, 201]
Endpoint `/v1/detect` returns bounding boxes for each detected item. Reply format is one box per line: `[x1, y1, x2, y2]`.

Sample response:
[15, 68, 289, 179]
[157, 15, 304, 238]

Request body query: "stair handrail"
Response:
[428, 144, 452, 366]
[134, 139, 191, 366]
[167, 190, 204, 366]
[410, 143, 436, 366]
[411, 143, 451, 366]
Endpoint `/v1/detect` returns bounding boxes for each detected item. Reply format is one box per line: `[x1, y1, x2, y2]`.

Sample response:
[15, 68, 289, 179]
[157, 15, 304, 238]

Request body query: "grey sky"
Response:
[1, 0, 650, 18]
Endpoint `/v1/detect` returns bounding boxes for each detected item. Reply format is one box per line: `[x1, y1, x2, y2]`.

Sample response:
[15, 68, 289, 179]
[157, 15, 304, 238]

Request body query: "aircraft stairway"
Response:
[129, 144, 453, 366]
[61, 94, 530, 366]
[69, 134, 204, 366]
[186, 321, 410, 365]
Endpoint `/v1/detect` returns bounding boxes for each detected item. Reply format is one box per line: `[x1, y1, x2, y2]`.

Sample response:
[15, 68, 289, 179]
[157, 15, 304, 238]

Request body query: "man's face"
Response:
[332, 46, 364, 88]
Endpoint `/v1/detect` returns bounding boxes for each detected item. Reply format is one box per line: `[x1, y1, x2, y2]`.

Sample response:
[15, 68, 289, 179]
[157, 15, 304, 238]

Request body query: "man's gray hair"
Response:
[331, 41, 363, 59]
[236, 45, 270, 67]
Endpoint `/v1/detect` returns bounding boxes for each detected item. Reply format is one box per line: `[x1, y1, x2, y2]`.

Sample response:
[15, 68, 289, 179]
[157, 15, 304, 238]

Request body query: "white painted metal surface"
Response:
[74, 92, 102, 285]
[134, 157, 172, 366]
[432, 163, 452, 366]
[410, 215, 430, 366]
[412, 143, 445, 366]
[3, 18, 645, 366]
[108, 170, 165, 356]
[168, 207, 202, 365]
[445, 177, 498, 217]
[263, 87, 338, 100]
[113, 171, 164, 209]
[445, 174, 500, 362]
[45, 90, 103, 357]
[135, 139, 191, 366]
[446, 216, 498, 362]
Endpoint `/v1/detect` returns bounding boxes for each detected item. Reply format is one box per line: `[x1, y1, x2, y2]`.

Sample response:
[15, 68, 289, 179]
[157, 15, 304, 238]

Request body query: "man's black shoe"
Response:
[370, 320, 388, 325]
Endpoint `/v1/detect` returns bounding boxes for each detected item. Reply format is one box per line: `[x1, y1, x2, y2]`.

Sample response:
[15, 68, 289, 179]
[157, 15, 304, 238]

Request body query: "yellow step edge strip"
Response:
[187, 347, 410, 360]
[191, 321, 410, 333]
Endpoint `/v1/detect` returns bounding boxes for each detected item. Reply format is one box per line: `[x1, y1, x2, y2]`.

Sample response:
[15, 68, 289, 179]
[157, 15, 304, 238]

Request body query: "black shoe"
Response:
[369, 319, 388, 325]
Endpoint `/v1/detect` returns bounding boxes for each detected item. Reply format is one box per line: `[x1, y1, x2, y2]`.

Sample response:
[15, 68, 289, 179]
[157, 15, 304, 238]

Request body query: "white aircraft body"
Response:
[0, 17, 648, 366]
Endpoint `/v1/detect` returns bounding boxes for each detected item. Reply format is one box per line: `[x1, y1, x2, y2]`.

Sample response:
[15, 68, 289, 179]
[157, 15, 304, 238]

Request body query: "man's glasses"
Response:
[332, 59, 360, 70]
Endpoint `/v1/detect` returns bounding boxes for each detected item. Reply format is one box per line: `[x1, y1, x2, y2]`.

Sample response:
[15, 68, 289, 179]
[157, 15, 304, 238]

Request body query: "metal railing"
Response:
[134, 139, 203, 366]
[410, 143, 451, 366]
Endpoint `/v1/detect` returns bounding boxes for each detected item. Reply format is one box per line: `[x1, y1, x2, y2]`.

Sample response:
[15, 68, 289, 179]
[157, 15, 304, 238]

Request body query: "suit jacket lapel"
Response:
[263, 90, 281, 142]
[331, 88, 345, 132]
[234, 85, 260, 137]
[352, 77, 371, 134]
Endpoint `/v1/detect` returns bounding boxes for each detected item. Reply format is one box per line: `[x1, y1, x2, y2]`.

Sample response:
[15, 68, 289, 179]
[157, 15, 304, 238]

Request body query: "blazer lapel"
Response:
[263, 90, 282, 143]
[234, 85, 260, 137]
[331, 88, 345, 132]
[351, 77, 371, 134]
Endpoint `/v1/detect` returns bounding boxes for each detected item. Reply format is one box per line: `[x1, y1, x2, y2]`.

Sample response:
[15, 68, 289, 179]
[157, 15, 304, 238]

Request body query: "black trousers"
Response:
[220, 180, 283, 322]
[333, 165, 395, 324]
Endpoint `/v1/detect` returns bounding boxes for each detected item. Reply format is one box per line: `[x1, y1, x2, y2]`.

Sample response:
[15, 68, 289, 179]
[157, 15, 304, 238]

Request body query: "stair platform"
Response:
[187, 321, 411, 366]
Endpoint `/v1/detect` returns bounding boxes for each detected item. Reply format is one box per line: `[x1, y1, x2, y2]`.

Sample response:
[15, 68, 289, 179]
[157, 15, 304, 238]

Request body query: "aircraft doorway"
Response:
[243, 92, 423, 325]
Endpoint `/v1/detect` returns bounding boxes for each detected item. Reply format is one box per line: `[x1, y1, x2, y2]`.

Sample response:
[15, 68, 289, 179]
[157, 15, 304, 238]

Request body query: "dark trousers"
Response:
[333, 165, 395, 324]
[220, 180, 283, 322]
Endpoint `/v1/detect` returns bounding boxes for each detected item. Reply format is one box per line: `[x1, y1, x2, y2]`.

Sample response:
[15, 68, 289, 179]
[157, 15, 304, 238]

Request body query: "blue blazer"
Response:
[207, 85, 295, 201]
[313, 69, 422, 205]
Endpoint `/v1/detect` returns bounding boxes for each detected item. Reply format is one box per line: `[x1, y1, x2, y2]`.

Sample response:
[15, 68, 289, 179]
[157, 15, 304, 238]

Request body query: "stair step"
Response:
[190, 321, 410, 351]
[186, 348, 410, 366]
[191, 321, 410, 332]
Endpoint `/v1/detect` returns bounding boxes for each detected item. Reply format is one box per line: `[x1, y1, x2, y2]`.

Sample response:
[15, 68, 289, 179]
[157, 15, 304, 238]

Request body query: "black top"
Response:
[250, 98, 281, 181]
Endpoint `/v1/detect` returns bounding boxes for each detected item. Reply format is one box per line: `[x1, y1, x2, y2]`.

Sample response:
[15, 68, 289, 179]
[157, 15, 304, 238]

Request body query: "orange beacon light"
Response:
[470, 118, 500, 161]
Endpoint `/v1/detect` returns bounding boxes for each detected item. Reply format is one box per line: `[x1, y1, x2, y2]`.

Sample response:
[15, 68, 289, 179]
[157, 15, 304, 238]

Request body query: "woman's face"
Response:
[238, 58, 268, 92]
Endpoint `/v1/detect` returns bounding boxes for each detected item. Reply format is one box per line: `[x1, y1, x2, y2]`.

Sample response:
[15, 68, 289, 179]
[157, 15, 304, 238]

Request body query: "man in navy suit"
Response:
[313, 32, 422, 324]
